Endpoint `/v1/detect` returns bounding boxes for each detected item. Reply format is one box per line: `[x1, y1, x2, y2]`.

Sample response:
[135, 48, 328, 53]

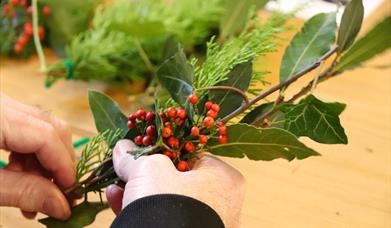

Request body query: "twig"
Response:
[132, 38, 155, 73]
[32, 0, 47, 71]
[196, 86, 250, 104]
[222, 46, 338, 122]
[251, 95, 284, 126]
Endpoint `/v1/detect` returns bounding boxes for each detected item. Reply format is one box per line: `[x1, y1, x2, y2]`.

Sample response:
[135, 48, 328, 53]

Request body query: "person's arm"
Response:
[106, 140, 245, 228]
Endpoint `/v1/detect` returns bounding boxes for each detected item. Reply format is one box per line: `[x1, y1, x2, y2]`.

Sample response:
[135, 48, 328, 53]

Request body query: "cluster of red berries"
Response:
[126, 94, 228, 172]
[2, 0, 50, 54]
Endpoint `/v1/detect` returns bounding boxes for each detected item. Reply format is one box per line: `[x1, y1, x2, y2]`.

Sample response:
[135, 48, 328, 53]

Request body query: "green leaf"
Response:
[280, 95, 348, 144]
[337, 0, 364, 53]
[240, 102, 274, 124]
[220, 0, 269, 38]
[157, 48, 194, 107]
[162, 36, 181, 62]
[334, 16, 391, 72]
[88, 90, 128, 138]
[40, 0, 98, 57]
[209, 60, 253, 118]
[39, 201, 108, 228]
[280, 12, 337, 82]
[207, 124, 319, 161]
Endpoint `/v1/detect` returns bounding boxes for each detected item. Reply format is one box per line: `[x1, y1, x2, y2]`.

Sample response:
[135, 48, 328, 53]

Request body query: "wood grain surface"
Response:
[0, 2, 390, 227]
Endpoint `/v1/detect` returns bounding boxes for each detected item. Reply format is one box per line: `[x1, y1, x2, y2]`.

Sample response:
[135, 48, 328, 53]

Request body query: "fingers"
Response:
[0, 169, 71, 220]
[106, 184, 124, 215]
[112, 140, 176, 182]
[0, 108, 75, 188]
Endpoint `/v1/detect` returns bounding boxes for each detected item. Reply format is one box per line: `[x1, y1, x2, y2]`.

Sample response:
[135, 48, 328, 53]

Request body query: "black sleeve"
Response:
[110, 194, 225, 228]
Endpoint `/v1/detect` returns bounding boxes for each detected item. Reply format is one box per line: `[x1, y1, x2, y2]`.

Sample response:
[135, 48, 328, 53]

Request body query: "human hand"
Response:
[0, 94, 75, 220]
[106, 139, 245, 228]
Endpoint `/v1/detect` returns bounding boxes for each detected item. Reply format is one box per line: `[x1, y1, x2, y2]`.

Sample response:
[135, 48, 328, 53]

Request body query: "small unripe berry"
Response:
[162, 127, 172, 138]
[191, 126, 200, 136]
[146, 125, 156, 137]
[199, 135, 208, 144]
[218, 135, 228, 144]
[127, 120, 136, 129]
[134, 135, 143, 145]
[177, 109, 187, 119]
[184, 142, 195, 153]
[219, 126, 227, 135]
[145, 111, 155, 123]
[206, 110, 218, 118]
[203, 116, 214, 128]
[188, 94, 199, 104]
[42, 6, 50, 16]
[135, 109, 146, 120]
[166, 107, 177, 118]
[143, 136, 153, 146]
[211, 104, 220, 112]
[177, 160, 189, 172]
[205, 101, 213, 110]
[167, 137, 179, 148]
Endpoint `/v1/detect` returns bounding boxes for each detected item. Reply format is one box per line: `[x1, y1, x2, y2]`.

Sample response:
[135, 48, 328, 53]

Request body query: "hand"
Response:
[106, 139, 245, 228]
[0, 94, 75, 220]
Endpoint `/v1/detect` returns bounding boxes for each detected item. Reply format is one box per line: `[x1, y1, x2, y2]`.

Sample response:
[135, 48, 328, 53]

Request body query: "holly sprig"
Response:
[39, 0, 391, 227]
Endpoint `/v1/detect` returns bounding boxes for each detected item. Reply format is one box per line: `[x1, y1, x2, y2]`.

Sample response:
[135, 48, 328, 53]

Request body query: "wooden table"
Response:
[1, 3, 390, 227]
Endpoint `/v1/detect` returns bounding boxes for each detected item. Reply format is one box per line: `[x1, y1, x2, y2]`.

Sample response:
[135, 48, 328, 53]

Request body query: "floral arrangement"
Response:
[38, 0, 390, 227]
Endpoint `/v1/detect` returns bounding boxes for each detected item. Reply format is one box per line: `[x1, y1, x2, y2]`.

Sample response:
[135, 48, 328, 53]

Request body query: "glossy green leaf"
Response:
[220, 0, 269, 38]
[337, 0, 364, 53]
[162, 36, 181, 62]
[88, 90, 128, 138]
[335, 16, 391, 72]
[39, 201, 108, 228]
[208, 124, 319, 161]
[209, 60, 253, 118]
[157, 48, 194, 107]
[280, 13, 337, 82]
[240, 102, 274, 124]
[280, 95, 348, 144]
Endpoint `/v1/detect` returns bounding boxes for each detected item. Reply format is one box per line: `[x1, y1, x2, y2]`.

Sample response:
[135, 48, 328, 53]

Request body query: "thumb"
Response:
[0, 169, 71, 220]
[112, 139, 139, 182]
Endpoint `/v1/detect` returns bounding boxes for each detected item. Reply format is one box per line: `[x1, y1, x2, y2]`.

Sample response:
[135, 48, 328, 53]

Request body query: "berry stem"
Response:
[31, 0, 47, 71]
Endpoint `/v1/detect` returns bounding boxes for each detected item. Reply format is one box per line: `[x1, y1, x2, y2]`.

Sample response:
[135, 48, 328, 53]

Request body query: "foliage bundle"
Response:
[39, 0, 391, 227]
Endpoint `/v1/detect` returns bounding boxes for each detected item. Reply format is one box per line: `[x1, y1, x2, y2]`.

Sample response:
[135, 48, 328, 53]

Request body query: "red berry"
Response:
[163, 150, 175, 159]
[146, 125, 156, 137]
[24, 22, 33, 37]
[38, 26, 44, 40]
[10, 0, 19, 6]
[205, 101, 213, 110]
[175, 118, 184, 126]
[2, 5, 9, 14]
[142, 136, 152, 146]
[191, 126, 200, 136]
[219, 126, 227, 135]
[162, 127, 172, 138]
[134, 135, 143, 145]
[167, 137, 179, 148]
[13, 43, 23, 53]
[42, 6, 50, 16]
[17, 35, 29, 46]
[160, 112, 167, 122]
[177, 160, 189, 172]
[218, 135, 228, 144]
[127, 120, 136, 129]
[166, 107, 177, 118]
[211, 104, 220, 112]
[164, 122, 172, 129]
[217, 121, 223, 127]
[135, 109, 146, 120]
[128, 114, 136, 121]
[27, 6, 33, 16]
[199, 135, 208, 144]
[177, 109, 187, 119]
[184, 142, 195, 153]
[188, 94, 199, 104]
[20, 0, 28, 8]
[202, 116, 214, 128]
[145, 111, 155, 123]
[206, 110, 218, 118]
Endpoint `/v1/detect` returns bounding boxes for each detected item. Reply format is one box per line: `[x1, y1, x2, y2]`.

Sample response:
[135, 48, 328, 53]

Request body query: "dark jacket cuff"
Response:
[111, 194, 224, 228]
